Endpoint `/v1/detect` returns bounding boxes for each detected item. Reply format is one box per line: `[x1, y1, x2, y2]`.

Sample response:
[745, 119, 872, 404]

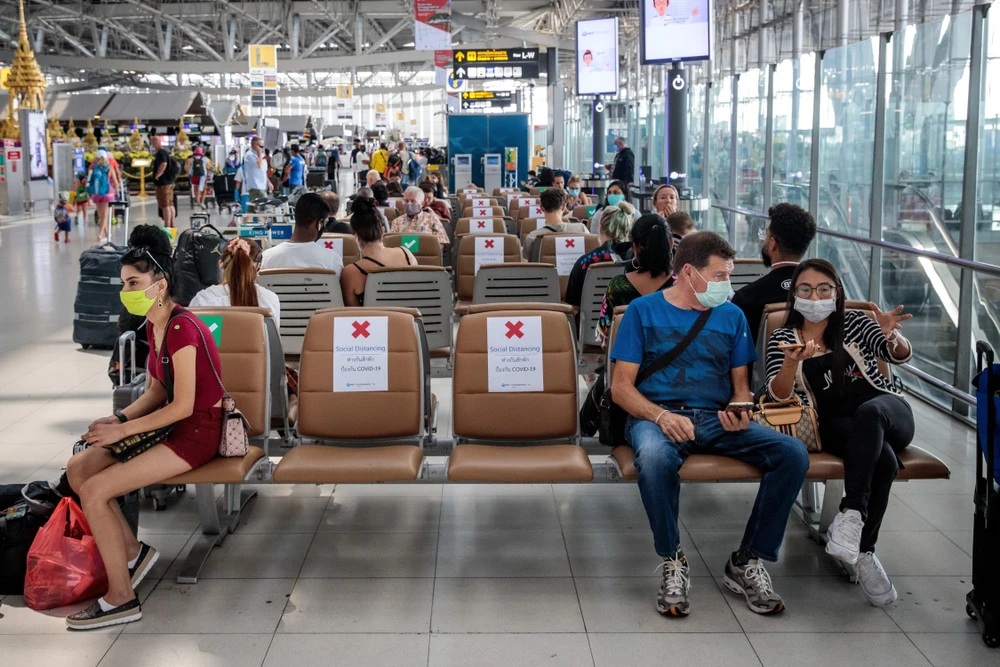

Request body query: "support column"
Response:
[665, 63, 688, 187]
[868, 34, 889, 303]
[592, 97, 606, 175]
[837, 0, 850, 47]
[547, 48, 564, 169]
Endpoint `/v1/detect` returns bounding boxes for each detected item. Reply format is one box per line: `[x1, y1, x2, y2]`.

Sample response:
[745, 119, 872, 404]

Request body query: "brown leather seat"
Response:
[610, 445, 950, 482]
[538, 233, 601, 299]
[320, 233, 361, 265]
[272, 308, 425, 483]
[571, 204, 593, 220]
[449, 304, 592, 482]
[516, 216, 547, 239]
[165, 447, 268, 484]
[454, 233, 523, 313]
[272, 445, 423, 483]
[455, 217, 506, 235]
[384, 233, 444, 266]
[380, 206, 400, 222]
[517, 204, 546, 221]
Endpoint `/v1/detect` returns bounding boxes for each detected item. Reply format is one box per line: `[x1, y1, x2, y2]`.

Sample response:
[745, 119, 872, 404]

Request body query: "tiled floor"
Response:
[0, 188, 997, 666]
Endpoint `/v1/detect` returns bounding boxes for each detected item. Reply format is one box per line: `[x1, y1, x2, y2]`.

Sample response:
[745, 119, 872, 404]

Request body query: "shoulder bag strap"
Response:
[173, 314, 231, 399]
[158, 307, 188, 404]
[634, 307, 713, 388]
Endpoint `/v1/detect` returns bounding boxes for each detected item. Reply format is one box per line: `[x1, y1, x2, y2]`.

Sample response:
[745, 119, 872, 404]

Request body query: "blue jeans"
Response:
[626, 410, 809, 561]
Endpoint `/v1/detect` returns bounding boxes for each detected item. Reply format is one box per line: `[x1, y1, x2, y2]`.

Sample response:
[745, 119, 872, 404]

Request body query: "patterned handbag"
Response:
[753, 396, 822, 452]
[99, 426, 175, 463]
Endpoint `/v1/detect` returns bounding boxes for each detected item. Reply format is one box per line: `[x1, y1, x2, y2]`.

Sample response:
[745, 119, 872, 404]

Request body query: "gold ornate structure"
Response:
[82, 119, 98, 153]
[128, 117, 144, 153]
[0, 0, 47, 140]
[175, 119, 191, 153]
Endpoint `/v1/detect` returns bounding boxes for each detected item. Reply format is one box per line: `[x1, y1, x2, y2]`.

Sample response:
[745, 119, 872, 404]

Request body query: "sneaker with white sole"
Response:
[128, 542, 159, 589]
[855, 551, 897, 606]
[723, 557, 786, 614]
[825, 509, 864, 565]
[655, 556, 691, 617]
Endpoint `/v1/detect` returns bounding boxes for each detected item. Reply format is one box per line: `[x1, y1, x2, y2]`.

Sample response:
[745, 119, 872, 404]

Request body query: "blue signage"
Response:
[73, 148, 85, 174]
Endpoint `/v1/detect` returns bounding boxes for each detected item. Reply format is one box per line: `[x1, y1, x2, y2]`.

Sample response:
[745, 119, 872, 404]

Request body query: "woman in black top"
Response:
[765, 258, 913, 608]
[340, 196, 415, 306]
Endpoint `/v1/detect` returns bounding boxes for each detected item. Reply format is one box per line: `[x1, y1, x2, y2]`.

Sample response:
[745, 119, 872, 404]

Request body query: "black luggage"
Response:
[969, 341, 1000, 648]
[0, 483, 57, 595]
[73, 242, 127, 349]
[171, 224, 227, 306]
[112, 330, 147, 412]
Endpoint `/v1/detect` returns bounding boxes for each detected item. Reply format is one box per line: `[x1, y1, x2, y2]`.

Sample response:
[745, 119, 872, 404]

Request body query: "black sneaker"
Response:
[66, 597, 141, 630]
[129, 542, 160, 589]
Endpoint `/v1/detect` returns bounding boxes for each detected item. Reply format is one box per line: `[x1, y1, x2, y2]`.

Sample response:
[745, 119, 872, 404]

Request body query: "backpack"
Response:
[87, 163, 111, 197]
[315, 152, 328, 168]
[75, 184, 89, 204]
[408, 158, 422, 182]
[191, 157, 205, 178]
[271, 151, 286, 171]
[171, 224, 227, 306]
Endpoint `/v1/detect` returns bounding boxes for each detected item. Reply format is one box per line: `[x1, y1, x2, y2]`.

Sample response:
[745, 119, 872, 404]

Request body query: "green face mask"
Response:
[606, 194, 625, 206]
[120, 282, 159, 317]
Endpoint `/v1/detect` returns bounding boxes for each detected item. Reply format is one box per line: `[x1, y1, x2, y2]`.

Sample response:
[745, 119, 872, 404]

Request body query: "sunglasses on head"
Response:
[124, 246, 167, 275]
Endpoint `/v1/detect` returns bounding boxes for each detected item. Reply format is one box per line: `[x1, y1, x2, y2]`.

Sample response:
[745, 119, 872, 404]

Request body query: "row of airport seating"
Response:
[158, 300, 951, 583]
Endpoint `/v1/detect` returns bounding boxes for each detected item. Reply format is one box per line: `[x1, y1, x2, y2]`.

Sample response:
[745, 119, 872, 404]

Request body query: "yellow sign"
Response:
[337, 85, 353, 99]
[461, 91, 500, 100]
[396, 112, 405, 121]
[249, 45, 277, 71]
[375, 103, 387, 113]
[0, 68, 9, 90]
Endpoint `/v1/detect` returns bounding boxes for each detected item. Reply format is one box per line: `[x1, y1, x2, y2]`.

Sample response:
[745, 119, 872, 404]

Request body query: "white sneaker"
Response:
[856, 551, 897, 606]
[825, 509, 864, 564]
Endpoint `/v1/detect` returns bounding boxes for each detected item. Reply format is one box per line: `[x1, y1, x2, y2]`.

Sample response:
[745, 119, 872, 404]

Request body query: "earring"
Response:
[157, 295, 164, 308]
[631, 256, 640, 270]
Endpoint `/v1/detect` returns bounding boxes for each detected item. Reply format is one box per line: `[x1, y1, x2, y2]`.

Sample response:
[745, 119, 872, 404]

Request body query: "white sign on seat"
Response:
[470, 219, 493, 233]
[474, 236, 503, 274]
[472, 207, 492, 217]
[527, 205, 544, 218]
[471, 198, 490, 207]
[333, 316, 388, 392]
[555, 236, 585, 276]
[321, 237, 344, 255]
[487, 316, 544, 392]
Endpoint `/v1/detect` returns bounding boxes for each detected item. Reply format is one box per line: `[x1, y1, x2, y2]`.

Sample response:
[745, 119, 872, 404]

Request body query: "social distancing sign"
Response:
[473, 207, 492, 217]
[333, 316, 388, 392]
[474, 236, 503, 274]
[470, 219, 493, 233]
[527, 205, 544, 218]
[196, 315, 223, 347]
[321, 237, 344, 255]
[555, 236, 585, 276]
[401, 235, 420, 252]
[471, 198, 490, 207]
[487, 316, 544, 392]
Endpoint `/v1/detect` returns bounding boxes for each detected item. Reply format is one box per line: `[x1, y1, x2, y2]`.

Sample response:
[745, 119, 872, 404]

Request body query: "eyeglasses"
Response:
[124, 246, 166, 275]
[794, 283, 838, 298]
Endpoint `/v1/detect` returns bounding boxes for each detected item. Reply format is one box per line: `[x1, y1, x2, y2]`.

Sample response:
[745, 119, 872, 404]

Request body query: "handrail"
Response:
[711, 202, 1000, 279]
[887, 183, 961, 258]
[897, 362, 975, 406]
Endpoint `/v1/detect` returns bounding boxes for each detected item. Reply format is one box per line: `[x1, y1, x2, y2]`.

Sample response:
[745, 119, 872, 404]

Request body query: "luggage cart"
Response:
[969, 341, 1000, 648]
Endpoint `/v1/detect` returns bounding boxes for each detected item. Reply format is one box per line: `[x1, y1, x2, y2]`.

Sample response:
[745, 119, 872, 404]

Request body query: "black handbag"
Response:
[598, 308, 713, 446]
[94, 308, 189, 463]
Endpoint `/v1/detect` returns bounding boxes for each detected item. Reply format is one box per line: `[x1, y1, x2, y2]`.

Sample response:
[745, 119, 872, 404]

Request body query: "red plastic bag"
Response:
[23, 497, 107, 610]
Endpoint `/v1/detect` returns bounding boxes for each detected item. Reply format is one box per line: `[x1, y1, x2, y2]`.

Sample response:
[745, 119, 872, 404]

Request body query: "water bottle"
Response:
[639, 169, 645, 187]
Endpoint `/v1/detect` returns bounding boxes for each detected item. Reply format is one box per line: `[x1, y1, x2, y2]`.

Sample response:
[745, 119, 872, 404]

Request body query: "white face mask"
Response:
[794, 296, 837, 322]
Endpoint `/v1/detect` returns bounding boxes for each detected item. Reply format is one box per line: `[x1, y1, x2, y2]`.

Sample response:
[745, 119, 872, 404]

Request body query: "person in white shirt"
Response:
[189, 238, 282, 327]
[260, 192, 344, 275]
[354, 147, 370, 189]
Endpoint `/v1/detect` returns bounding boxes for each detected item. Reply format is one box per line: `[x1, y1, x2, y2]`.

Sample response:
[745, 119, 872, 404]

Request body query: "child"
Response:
[69, 171, 90, 227]
[54, 192, 73, 243]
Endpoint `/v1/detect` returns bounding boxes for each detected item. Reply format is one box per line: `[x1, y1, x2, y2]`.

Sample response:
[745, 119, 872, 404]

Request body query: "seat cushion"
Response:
[272, 445, 423, 483]
[163, 446, 267, 484]
[610, 445, 950, 482]
[454, 300, 472, 315]
[448, 444, 593, 482]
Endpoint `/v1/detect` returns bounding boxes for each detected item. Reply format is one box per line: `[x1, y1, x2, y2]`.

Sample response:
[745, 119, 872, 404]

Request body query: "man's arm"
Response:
[728, 365, 753, 403]
[154, 155, 166, 180]
[612, 362, 695, 442]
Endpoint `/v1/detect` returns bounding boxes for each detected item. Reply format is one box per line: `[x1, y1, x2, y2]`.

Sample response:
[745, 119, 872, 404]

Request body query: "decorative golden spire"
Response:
[0, 0, 47, 139]
[83, 118, 98, 152]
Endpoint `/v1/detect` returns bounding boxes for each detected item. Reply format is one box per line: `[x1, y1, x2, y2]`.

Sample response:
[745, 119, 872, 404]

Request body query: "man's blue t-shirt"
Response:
[610, 293, 757, 410]
[287, 155, 306, 186]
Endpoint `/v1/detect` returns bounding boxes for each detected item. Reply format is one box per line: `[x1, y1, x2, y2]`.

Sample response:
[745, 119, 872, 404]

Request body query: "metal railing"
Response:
[711, 202, 999, 408]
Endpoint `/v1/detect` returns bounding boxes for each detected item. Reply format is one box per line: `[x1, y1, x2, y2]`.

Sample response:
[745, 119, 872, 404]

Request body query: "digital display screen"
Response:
[26, 111, 48, 180]
[486, 155, 500, 165]
[456, 155, 471, 166]
[641, 0, 713, 64]
[576, 18, 618, 96]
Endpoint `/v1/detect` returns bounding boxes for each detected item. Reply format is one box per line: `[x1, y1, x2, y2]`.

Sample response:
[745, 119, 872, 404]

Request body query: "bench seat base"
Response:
[448, 444, 594, 482]
[272, 444, 423, 483]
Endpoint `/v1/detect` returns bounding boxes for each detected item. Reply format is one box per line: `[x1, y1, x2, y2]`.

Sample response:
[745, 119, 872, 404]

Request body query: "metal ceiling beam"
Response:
[300, 23, 347, 58]
[365, 17, 408, 53]
[449, 12, 573, 49]
[41, 21, 93, 58]
[105, 19, 160, 60]
[116, 0, 225, 61]
[213, 0, 284, 41]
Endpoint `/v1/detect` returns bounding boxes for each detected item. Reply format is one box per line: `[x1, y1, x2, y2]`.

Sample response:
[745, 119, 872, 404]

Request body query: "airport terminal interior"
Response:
[1, 0, 999, 665]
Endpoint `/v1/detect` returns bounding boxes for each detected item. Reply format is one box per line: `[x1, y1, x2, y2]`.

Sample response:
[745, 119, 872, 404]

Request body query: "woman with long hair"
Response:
[189, 238, 281, 326]
[590, 180, 639, 233]
[61, 224, 227, 629]
[652, 184, 679, 218]
[765, 258, 913, 607]
[595, 213, 674, 346]
[564, 200, 635, 308]
[340, 195, 416, 306]
[88, 153, 122, 244]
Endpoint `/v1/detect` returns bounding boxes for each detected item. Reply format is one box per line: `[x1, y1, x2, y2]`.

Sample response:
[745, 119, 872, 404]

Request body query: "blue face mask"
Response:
[567, 188, 581, 196]
[607, 194, 625, 206]
[692, 269, 732, 308]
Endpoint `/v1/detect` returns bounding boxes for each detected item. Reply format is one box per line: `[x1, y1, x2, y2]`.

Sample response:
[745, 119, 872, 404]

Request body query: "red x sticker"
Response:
[324, 240, 334, 249]
[564, 239, 575, 248]
[484, 239, 495, 249]
[351, 320, 371, 338]
[505, 321, 524, 339]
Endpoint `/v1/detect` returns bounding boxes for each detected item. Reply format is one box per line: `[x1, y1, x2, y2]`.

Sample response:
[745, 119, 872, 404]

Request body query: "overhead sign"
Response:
[452, 49, 539, 80]
[486, 316, 544, 393]
[434, 50, 451, 85]
[249, 44, 278, 108]
[333, 316, 389, 392]
[414, 0, 452, 51]
[458, 90, 519, 113]
[249, 45, 277, 74]
[641, 0, 713, 64]
[576, 18, 619, 96]
[446, 71, 465, 91]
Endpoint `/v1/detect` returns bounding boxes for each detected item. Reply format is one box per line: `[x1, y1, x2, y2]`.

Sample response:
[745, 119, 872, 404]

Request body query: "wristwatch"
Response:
[114, 410, 128, 423]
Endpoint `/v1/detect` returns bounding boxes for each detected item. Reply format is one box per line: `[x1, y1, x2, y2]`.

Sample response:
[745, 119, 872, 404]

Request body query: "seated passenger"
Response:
[340, 196, 417, 306]
[386, 180, 405, 197]
[611, 231, 809, 618]
[190, 238, 282, 327]
[590, 180, 640, 231]
[420, 181, 451, 222]
[371, 180, 391, 207]
[652, 184, 678, 218]
[765, 258, 913, 606]
[564, 200, 635, 310]
[62, 224, 229, 629]
[319, 191, 352, 234]
[390, 186, 450, 248]
[366, 169, 382, 188]
[260, 192, 344, 275]
[595, 214, 674, 346]
[522, 188, 590, 258]
[564, 174, 592, 209]
[667, 211, 696, 247]
[732, 203, 817, 344]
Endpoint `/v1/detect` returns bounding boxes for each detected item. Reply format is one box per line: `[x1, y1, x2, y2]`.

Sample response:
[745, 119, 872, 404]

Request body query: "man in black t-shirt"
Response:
[732, 203, 817, 345]
[151, 135, 176, 228]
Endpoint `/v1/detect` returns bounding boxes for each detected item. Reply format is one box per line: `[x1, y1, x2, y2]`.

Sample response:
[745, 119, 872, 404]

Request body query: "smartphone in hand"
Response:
[725, 402, 755, 416]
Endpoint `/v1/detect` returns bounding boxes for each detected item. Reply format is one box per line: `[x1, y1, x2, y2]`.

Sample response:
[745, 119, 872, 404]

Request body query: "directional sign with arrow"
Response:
[451, 49, 539, 80]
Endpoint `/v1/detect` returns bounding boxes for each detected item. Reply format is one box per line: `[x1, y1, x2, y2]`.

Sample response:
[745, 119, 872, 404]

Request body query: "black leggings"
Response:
[819, 393, 914, 553]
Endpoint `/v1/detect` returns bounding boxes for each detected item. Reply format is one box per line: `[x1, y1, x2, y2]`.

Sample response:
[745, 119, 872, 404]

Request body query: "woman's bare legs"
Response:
[66, 447, 141, 563]
[96, 201, 109, 241]
[78, 444, 192, 605]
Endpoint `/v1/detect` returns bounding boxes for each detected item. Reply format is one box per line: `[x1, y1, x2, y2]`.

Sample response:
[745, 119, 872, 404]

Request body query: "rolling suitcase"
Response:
[969, 341, 1000, 648]
[73, 242, 127, 349]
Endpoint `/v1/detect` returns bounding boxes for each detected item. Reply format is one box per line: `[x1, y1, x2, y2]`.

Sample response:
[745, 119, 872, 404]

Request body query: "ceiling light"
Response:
[181, 44, 194, 51]
[403, 42, 414, 47]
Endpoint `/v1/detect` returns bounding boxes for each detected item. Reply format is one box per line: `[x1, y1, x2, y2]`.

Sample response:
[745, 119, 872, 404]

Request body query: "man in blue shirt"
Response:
[611, 231, 809, 619]
[242, 136, 272, 205]
[284, 144, 306, 192]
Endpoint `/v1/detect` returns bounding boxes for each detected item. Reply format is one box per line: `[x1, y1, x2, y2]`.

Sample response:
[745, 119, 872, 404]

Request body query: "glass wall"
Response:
[687, 84, 707, 197]
[771, 54, 815, 208]
[708, 79, 732, 205]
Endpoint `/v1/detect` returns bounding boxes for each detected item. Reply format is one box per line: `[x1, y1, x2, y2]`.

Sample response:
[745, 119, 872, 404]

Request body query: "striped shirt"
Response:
[764, 310, 910, 406]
